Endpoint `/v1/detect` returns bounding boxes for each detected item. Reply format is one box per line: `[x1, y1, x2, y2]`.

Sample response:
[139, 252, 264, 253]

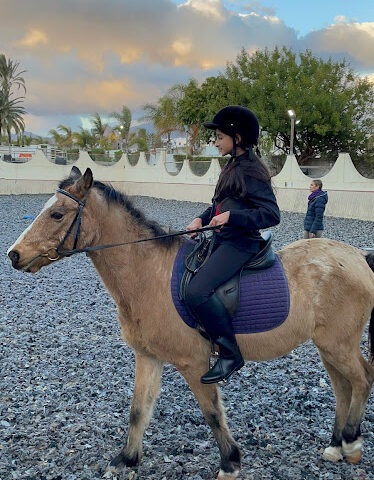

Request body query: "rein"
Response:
[47, 188, 220, 260]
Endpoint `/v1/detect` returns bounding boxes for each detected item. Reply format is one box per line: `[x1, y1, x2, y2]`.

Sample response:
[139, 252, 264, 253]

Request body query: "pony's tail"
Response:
[365, 253, 374, 363]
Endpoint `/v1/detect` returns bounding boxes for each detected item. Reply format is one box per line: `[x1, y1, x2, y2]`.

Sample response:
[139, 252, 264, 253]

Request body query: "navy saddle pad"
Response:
[171, 241, 290, 334]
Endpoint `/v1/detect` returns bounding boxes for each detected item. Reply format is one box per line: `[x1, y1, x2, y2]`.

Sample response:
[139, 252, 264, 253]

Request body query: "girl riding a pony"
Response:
[185, 106, 280, 384]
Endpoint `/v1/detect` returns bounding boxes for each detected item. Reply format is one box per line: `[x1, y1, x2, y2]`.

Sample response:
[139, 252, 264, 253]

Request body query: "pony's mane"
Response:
[58, 177, 177, 248]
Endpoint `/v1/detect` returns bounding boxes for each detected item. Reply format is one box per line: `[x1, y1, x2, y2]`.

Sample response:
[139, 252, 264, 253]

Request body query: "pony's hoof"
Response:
[217, 468, 240, 479]
[342, 437, 363, 464]
[322, 445, 343, 462]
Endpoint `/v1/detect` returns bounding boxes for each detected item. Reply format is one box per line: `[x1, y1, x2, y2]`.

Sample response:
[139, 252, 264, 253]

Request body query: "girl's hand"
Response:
[186, 217, 202, 237]
[209, 211, 230, 231]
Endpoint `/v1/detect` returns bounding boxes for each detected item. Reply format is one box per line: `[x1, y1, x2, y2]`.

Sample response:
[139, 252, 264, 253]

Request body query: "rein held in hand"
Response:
[43, 188, 221, 261]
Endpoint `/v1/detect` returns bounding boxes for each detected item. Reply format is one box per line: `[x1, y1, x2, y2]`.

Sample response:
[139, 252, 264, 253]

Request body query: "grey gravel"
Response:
[1, 193, 373, 480]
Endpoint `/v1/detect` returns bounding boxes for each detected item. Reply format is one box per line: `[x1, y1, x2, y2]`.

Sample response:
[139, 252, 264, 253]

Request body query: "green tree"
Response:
[32, 135, 46, 145]
[0, 55, 27, 144]
[176, 77, 233, 153]
[72, 127, 96, 150]
[48, 128, 64, 148]
[127, 127, 148, 152]
[142, 90, 183, 151]
[0, 92, 26, 143]
[0, 54, 26, 96]
[57, 124, 73, 148]
[48, 124, 73, 148]
[90, 112, 107, 147]
[226, 47, 374, 163]
[110, 105, 132, 152]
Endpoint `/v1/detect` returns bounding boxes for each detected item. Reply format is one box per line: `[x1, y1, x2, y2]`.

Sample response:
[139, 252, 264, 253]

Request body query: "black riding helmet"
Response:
[203, 105, 260, 157]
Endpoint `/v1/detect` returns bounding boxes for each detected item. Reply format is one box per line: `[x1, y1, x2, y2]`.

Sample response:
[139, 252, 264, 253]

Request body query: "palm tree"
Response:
[48, 129, 64, 148]
[0, 54, 26, 96]
[0, 55, 27, 145]
[56, 124, 73, 148]
[90, 112, 107, 147]
[48, 124, 75, 149]
[110, 106, 132, 152]
[32, 135, 46, 145]
[142, 91, 183, 152]
[73, 127, 96, 150]
[0, 92, 25, 144]
[128, 128, 148, 152]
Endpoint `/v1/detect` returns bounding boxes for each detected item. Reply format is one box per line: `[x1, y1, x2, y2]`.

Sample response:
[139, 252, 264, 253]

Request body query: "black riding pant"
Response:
[184, 243, 255, 308]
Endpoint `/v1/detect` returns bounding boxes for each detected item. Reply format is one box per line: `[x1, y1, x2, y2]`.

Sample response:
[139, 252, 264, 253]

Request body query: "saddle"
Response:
[179, 231, 275, 319]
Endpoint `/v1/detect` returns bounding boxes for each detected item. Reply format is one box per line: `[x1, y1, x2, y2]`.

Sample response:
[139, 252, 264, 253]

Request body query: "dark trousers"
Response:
[184, 243, 254, 308]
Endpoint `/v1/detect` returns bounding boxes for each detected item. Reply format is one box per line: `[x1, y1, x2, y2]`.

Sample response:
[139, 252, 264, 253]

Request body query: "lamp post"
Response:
[287, 109, 296, 155]
[287, 110, 301, 155]
[119, 125, 124, 151]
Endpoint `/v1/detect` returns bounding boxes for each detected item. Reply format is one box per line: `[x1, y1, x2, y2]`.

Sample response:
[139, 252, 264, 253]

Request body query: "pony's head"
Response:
[8, 166, 95, 273]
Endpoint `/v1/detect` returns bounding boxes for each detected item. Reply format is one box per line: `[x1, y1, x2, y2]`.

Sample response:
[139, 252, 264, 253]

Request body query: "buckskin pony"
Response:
[7, 167, 374, 480]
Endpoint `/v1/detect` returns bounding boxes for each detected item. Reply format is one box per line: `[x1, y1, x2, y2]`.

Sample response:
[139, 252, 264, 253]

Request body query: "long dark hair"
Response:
[213, 149, 271, 201]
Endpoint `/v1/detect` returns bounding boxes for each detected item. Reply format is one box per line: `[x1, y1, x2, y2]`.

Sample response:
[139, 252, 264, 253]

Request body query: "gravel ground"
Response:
[0, 193, 373, 480]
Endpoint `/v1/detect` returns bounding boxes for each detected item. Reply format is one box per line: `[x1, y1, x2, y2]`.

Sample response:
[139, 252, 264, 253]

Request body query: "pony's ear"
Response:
[75, 168, 93, 196]
[69, 166, 82, 180]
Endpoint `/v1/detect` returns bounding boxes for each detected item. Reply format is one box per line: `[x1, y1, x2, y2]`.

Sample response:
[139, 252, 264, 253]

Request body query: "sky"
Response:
[1, 0, 374, 136]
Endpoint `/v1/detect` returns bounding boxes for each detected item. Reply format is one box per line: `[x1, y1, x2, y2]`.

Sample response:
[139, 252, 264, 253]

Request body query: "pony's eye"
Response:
[51, 212, 64, 220]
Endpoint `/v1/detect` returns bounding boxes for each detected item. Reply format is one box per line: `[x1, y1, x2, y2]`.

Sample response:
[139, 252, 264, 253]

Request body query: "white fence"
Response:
[0, 150, 373, 221]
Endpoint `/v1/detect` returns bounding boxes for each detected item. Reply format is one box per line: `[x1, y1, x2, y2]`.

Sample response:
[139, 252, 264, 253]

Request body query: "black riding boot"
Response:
[192, 293, 244, 384]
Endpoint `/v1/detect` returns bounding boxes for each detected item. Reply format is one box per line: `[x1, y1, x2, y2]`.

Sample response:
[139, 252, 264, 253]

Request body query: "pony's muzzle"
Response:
[8, 250, 20, 269]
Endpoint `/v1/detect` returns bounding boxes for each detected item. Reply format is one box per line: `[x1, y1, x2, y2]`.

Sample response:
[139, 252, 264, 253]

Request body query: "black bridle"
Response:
[48, 188, 220, 259]
[55, 188, 86, 256]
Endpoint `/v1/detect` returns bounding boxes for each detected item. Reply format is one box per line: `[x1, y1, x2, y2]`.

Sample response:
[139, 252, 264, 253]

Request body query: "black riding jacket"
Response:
[198, 164, 280, 253]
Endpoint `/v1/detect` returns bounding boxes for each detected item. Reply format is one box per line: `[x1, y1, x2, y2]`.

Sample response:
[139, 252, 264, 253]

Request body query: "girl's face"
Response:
[215, 129, 233, 156]
[309, 182, 319, 192]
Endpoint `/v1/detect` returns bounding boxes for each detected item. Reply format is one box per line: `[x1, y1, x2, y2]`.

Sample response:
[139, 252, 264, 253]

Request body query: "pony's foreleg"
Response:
[319, 352, 351, 462]
[109, 352, 163, 473]
[179, 367, 241, 480]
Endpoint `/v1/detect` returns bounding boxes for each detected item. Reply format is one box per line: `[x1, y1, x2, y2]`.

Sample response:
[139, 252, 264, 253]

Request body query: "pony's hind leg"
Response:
[179, 366, 241, 480]
[319, 348, 374, 464]
[109, 352, 163, 473]
[319, 352, 351, 462]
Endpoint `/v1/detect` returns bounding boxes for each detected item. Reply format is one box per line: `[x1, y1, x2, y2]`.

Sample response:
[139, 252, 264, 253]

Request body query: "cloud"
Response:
[333, 15, 348, 24]
[236, 0, 276, 16]
[25, 78, 144, 116]
[181, 0, 227, 22]
[2, 0, 295, 72]
[0, 0, 373, 135]
[301, 21, 374, 69]
[15, 28, 48, 48]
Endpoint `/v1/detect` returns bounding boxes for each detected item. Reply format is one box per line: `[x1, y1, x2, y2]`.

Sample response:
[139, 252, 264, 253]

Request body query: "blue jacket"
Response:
[304, 191, 328, 233]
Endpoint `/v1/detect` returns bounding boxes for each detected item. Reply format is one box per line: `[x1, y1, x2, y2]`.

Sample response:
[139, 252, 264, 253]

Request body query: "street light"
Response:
[287, 110, 296, 155]
[119, 125, 124, 151]
[287, 110, 301, 155]
[185, 126, 188, 160]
